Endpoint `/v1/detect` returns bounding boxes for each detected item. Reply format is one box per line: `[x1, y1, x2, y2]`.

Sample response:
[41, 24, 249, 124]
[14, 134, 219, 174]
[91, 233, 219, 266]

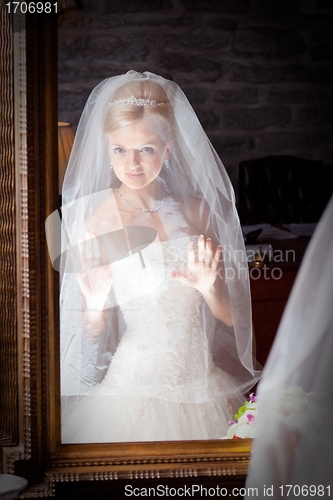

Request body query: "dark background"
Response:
[58, 0, 333, 191]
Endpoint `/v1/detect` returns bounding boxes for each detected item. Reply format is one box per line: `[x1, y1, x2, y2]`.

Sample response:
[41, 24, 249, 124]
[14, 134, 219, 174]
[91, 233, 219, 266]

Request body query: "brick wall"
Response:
[58, 0, 333, 188]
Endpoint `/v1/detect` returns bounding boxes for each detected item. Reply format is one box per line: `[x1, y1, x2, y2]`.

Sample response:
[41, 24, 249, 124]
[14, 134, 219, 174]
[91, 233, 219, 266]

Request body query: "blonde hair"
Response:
[103, 80, 174, 142]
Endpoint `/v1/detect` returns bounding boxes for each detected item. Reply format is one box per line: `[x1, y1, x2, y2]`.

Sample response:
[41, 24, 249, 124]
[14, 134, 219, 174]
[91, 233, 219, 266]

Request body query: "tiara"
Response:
[108, 96, 165, 107]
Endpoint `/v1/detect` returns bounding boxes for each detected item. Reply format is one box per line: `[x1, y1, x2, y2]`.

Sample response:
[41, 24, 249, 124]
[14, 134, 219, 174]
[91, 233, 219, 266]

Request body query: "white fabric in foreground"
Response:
[245, 195, 333, 498]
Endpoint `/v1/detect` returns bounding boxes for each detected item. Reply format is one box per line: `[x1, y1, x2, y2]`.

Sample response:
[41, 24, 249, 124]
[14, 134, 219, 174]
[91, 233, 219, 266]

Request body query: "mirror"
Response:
[0, 7, 251, 496]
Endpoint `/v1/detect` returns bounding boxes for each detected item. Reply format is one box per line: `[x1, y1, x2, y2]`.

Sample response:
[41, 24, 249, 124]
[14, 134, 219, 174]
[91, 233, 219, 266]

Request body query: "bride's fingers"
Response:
[198, 235, 205, 262]
[85, 237, 93, 259]
[211, 245, 222, 273]
[188, 241, 196, 264]
[91, 232, 100, 259]
[204, 238, 214, 265]
[77, 237, 88, 272]
[82, 230, 101, 262]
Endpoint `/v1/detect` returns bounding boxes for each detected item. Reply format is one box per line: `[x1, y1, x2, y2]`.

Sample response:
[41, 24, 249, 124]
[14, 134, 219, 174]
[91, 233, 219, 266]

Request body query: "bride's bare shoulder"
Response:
[177, 195, 211, 232]
[85, 192, 123, 234]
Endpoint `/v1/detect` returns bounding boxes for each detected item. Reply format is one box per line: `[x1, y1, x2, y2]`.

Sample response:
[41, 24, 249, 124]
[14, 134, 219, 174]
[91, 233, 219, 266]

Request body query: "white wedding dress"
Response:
[61, 236, 244, 443]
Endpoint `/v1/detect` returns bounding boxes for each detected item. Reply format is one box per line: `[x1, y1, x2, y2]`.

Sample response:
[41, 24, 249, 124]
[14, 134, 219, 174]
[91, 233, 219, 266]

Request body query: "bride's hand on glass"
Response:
[170, 235, 221, 294]
[75, 230, 113, 311]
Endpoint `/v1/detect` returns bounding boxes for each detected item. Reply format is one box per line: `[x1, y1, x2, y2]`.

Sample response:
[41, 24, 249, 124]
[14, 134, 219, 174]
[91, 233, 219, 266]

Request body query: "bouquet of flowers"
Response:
[224, 386, 310, 439]
[225, 393, 258, 439]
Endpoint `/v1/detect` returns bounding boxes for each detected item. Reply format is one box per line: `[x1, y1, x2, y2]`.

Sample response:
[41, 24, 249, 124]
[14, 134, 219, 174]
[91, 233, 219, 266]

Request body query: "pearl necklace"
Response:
[115, 188, 164, 213]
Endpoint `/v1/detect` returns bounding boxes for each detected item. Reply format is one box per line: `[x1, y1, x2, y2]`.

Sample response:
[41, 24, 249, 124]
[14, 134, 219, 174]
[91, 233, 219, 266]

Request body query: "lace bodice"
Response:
[97, 237, 220, 403]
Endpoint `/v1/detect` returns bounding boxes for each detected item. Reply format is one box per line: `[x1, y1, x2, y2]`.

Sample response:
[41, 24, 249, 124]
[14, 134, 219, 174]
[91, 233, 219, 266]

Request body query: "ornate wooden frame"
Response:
[0, 10, 252, 497]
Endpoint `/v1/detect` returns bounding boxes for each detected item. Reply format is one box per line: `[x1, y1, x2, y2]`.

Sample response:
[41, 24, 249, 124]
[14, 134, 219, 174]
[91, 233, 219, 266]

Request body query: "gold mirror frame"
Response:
[0, 10, 251, 496]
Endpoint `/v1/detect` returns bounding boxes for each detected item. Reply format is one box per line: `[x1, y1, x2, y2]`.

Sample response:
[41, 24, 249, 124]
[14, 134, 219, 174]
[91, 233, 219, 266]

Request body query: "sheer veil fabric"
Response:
[245, 195, 333, 496]
[59, 70, 261, 442]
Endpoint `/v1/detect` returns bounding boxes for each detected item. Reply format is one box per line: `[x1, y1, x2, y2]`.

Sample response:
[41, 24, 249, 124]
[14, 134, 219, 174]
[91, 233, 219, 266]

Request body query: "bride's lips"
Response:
[126, 173, 144, 179]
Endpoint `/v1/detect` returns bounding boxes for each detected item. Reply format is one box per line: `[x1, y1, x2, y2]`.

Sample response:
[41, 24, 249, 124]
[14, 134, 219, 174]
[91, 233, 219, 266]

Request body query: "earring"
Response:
[164, 159, 170, 169]
[110, 161, 113, 170]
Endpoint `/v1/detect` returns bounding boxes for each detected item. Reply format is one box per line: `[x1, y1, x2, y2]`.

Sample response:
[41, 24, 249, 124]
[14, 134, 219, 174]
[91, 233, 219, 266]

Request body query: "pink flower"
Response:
[246, 413, 255, 424]
[250, 393, 257, 403]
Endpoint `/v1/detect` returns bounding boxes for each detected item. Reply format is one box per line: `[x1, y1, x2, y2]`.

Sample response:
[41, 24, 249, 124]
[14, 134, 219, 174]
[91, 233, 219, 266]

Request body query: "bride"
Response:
[60, 71, 260, 443]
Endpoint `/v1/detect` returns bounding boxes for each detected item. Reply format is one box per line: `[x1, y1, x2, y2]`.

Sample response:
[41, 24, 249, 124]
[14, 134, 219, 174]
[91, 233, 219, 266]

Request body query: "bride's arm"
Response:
[80, 283, 110, 338]
[195, 239, 233, 326]
[74, 199, 122, 337]
[74, 231, 113, 337]
[172, 197, 233, 326]
[82, 309, 106, 338]
[201, 287, 232, 326]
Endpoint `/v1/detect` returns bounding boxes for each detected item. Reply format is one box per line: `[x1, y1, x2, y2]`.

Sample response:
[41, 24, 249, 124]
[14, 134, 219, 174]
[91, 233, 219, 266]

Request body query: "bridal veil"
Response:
[53, 71, 261, 431]
[245, 195, 333, 495]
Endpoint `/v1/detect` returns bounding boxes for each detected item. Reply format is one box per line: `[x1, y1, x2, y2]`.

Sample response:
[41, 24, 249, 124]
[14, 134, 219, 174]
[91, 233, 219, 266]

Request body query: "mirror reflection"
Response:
[57, 71, 260, 443]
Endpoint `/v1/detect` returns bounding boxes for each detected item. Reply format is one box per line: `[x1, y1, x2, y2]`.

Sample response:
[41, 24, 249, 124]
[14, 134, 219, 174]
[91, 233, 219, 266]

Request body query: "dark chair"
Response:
[238, 155, 333, 225]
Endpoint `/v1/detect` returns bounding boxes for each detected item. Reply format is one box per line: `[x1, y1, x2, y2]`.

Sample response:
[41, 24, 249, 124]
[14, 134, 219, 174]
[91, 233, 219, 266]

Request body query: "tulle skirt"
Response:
[61, 394, 234, 443]
[61, 366, 244, 443]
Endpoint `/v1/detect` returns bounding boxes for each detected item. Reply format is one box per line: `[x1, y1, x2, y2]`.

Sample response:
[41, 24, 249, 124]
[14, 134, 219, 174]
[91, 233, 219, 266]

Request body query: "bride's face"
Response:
[106, 119, 171, 190]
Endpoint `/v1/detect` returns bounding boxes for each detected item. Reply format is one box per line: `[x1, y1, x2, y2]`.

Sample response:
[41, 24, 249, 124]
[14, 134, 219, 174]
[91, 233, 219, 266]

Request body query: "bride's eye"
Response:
[141, 146, 154, 154]
[114, 147, 126, 154]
